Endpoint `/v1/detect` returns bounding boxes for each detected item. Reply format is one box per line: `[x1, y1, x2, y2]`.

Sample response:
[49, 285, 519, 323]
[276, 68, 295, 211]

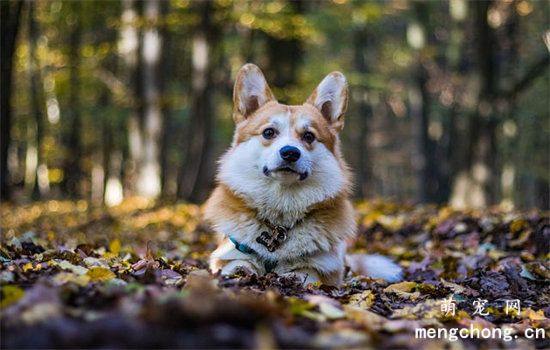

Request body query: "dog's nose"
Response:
[279, 146, 301, 162]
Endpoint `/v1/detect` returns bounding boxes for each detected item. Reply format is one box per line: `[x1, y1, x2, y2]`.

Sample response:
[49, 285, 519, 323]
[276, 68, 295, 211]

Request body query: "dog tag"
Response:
[256, 229, 285, 252]
[256, 231, 275, 252]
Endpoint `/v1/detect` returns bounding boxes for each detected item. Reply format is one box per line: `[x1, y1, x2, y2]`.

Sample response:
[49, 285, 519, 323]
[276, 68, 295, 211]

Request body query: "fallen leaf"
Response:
[347, 290, 375, 309]
[390, 299, 444, 320]
[0, 285, 24, 308]
[522, 308, 546, 321]
[86, 267, 116, 282]
[57, 260, 88, 275]
[52, 272, 91, 287]
[384, 281, 420, 300]
[109, 239, 121, 255]
[523, 261, 550, 280]
[83, 257, 110, 268]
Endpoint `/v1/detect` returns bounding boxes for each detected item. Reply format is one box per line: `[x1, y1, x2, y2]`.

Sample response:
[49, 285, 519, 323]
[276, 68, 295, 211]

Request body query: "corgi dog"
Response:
[205, 64, 402, 285]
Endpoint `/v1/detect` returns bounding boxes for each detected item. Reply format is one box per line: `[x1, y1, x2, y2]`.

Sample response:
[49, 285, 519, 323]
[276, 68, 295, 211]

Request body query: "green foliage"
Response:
[5, 0, 549, 207]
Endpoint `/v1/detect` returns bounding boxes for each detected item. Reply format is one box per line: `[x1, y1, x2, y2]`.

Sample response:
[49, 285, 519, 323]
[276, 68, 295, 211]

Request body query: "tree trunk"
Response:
[351, 26, 373, 198]
[28, 1, 49, 200]
[119, 0, 143, 196]
[177, 1, 219, 202]
[61, 2, 83, 198]
[446, 0, 468, 206]
[500, 3, 519, 208]
[134, 0, 164, 199]
[159, 0, 174, 200]
[450, 1, 498, 208]
[92, 24, 119, 207]
[0, 0, 24, 201]
[409, 2, 441, 204]
[409, 61, 437, 204]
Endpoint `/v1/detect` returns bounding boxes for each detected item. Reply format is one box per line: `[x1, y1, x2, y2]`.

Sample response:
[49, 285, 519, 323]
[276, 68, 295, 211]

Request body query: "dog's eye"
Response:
[303, 131, 316, 144]
[262, 128, 276, 139]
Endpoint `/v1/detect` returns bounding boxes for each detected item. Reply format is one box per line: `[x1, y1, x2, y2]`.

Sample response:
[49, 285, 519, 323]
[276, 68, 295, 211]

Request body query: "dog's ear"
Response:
[233, 64, 276, 123]
[305, 72, 348, 131]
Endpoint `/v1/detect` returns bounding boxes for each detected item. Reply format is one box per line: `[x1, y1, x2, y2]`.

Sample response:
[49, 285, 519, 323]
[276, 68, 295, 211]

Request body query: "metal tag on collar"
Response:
[256, 231, 277, 252]
[256, 226, 287, 252]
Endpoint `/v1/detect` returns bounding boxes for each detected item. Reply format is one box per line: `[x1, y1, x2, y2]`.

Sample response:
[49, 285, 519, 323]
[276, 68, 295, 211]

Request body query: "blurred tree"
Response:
[135, 0, 165, 199]
[352, 25, 374, 198]
[449, 1, 497, 208]
[121, 0, 144, 196]
[61, 2, 84, 198]
[449, 0, 549, 208]
[446, 0, 468, 206]
[93, 5, 122, 206]
[27, 1, 49, 199]
[177, 0, 221, 202]
[408, 2, 441, 204]
[1, 0, 24, 201]
[159, 1, 173, 199]
[2, 0, 548, 209]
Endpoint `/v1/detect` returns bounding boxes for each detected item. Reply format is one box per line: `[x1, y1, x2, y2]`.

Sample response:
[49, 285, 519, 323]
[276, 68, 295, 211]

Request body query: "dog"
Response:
[205, 64, 402, 285]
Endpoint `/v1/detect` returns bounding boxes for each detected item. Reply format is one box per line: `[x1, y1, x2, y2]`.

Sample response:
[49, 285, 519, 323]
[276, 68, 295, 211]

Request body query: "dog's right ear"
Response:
[233, 64, 276, 123]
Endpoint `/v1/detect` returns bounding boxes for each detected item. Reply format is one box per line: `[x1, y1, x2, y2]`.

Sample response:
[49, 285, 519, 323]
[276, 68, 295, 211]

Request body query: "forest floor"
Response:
[1, 199, 549, 349]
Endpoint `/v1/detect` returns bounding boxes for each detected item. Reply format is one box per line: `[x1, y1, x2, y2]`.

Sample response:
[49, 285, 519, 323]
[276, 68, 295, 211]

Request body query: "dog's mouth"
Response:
[263, 166, 308, 181]
[279, 167, 296, 173]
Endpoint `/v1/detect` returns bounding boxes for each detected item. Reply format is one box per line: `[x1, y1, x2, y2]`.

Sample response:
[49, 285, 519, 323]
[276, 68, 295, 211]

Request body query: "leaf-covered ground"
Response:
[1, 199, 549, 349]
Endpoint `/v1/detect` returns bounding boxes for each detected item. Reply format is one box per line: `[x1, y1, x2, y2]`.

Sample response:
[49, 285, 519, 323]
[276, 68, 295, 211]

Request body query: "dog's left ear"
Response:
[305, 72, 348, 131]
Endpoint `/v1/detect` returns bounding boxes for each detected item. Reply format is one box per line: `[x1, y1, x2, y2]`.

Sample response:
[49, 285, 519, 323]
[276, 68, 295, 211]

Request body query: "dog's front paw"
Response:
[220, 260, 259, 276]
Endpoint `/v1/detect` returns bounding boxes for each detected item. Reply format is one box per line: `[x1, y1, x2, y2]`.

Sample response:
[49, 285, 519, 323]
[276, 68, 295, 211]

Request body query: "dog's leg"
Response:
[211, 256, 264, 276]
[209, 238, 264, 276]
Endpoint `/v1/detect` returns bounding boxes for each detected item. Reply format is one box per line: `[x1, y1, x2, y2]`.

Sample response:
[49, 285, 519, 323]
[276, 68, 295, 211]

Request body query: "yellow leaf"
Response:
[384, 281, 420, 300]
[522, 308, 546, 321]
[288, 296, 314, 316]
[384, 281, 416, 293]
[510, 219, 526, 234]
[391, 299, 443, 320]
[22, 262, 34, 272]
[347, 290, 374, 309]
[378, 215, 405, 231]
[344, 305, 387, 329]
[1, 285, 24, 308]
[86, 267, 115, 282]
[362, 211, 382, 227]
[109, 239, 121, 255]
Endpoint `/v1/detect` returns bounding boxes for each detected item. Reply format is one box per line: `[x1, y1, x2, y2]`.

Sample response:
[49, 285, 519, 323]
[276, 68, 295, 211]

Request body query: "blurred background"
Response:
[1, 0, 548, 209]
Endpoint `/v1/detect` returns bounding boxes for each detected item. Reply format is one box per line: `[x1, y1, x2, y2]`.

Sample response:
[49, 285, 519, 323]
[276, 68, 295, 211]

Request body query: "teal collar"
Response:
[229, 236, 255, 255]
[228, 236, 278, 273]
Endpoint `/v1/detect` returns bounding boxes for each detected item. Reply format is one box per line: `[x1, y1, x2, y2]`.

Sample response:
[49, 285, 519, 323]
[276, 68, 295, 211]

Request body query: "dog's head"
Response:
[219, 64, 350, 210]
